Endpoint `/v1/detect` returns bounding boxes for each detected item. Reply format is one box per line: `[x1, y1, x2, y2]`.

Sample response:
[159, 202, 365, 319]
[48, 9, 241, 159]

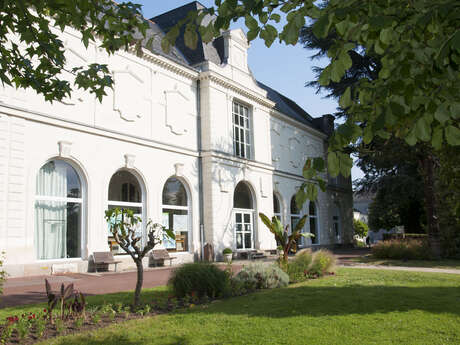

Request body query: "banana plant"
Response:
[259, 213, 313, 264]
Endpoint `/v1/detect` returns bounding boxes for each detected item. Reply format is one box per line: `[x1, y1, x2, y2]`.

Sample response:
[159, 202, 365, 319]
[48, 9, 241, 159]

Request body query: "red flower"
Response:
[43, 309, 47, 313]
[14, 316, 19, 321]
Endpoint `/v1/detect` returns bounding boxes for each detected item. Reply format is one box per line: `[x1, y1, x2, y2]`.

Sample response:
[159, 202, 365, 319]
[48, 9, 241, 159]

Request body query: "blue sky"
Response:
[134, 1, 364, 181]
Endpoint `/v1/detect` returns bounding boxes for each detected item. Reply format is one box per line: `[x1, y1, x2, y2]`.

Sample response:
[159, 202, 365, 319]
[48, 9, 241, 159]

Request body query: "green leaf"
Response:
[313, 157, 325, 172]
[339, 86, 352, 108]
[432, 127, 443, 150]
[339, 153, 353, 178]
[445, 125, 460, 145]
[379, 27, 393, 45]
[317, 178, 327, 192]
[434, 103, 450, 124]
[415, 116, 432, 142]
[245, 14, 259, 30]
[327, 152, 340, 177]
[295, 188, 307, 210]
[312, 14, 331, 39]
[405, 128, 417, 146]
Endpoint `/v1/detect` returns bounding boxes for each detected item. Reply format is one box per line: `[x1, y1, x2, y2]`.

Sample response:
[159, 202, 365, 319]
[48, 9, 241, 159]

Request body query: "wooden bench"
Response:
[92, 252, 121, 273]
[150, 249, 176, 267]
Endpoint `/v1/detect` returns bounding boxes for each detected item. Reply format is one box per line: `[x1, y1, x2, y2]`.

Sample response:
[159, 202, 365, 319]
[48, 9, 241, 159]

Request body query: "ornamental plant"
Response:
[259, 212, 313, 265]
[105, 208, 174, 308]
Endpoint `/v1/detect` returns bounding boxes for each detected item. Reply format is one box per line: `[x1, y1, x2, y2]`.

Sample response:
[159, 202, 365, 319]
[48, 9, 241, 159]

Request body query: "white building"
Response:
[0, 2, 353, 277]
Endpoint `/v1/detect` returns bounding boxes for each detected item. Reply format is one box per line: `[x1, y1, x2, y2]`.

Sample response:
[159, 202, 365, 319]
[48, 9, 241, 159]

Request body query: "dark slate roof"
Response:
[148, 2, 326, 134]
[256, 81, 321, 130]
[137, 18, 190, 66]
[151, 2, 224, 66]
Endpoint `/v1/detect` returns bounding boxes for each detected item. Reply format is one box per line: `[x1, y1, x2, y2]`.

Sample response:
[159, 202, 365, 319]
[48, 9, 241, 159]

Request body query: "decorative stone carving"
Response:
[174, 163, 184, 177]
[59, 44, 87, 106]
[260, 177, 268, 198]
[164, 87, 189, 135]
[219, 168, 231, 193]
[113, 66, 147, 122]
[289, 137, 301, 168]
[124, 154, 135, 169]
[58, 141, 72, 157]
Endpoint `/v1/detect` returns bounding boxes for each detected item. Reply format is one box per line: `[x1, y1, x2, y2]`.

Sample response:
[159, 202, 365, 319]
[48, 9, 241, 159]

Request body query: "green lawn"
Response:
[20, 268, 460, 345]
[350, 255, 460, 270]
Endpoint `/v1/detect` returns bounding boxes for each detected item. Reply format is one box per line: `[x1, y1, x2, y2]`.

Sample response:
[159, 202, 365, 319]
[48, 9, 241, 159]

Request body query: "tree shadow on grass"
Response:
[181, 285, 460, 319]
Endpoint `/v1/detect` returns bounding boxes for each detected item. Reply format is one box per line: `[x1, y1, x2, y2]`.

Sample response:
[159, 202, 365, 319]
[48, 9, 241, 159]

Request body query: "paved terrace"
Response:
[2, 248, 459, 309]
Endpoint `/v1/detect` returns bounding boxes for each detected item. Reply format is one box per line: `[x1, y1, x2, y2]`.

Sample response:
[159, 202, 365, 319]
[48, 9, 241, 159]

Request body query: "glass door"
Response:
[235, 211, 253, 250]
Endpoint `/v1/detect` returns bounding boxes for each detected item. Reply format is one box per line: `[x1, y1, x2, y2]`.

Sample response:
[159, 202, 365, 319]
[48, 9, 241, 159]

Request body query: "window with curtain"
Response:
[232, 101, 251, 159]
[309, 201, 319, 244]
[35, 160, 82, 260]
[108, 170, 143, 254]
[162, 178, 189, 252]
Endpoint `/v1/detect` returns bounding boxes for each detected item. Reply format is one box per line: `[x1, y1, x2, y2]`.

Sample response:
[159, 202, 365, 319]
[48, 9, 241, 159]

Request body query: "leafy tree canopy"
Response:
[164, 0, 460, 203]
[0, 1, 149, 102]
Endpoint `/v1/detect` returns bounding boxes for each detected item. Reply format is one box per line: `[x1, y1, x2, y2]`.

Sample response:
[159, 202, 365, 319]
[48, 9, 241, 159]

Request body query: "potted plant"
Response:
[222, 248, 233, 262]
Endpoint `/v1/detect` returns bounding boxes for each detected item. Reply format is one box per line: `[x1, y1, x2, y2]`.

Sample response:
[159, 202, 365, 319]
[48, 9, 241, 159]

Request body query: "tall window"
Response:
[234, 182, 254, 250]
[273, 193, 281, 221]
[35, 160, 83, 260]
[333, 204, 341, 243]
[162, 178, 190, 252]
[290, 195, 300, 233]
[309, 202, 319, 244]
[108, 170, 144, 254]
[232, 101, 251, 159]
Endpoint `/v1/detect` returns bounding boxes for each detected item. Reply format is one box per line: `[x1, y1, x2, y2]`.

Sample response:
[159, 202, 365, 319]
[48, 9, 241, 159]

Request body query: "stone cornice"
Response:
[200, 71, 275, 110]
[127, 46, 200, 81]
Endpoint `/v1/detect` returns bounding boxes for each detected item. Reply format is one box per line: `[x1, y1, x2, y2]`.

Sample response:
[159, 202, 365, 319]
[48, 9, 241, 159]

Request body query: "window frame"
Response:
[232, 101, 252, 159]
[107, 169, 146, 255]
[161, 177, 191, 253]
[35, 159, 86, 261]
[308, 201, 320, 245]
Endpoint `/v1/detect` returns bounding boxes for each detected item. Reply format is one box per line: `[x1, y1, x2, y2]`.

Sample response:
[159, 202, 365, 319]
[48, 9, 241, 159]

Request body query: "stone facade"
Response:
[0, 4, 352, 277]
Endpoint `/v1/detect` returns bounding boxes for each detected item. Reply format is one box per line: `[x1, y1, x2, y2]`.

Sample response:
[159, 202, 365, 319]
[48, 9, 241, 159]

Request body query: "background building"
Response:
[0, 2, 353, 277]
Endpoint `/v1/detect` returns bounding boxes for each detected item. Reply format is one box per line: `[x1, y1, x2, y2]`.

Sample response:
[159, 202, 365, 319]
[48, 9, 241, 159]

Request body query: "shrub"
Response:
[287, 249, 313, 283]
[353, 219, 369, 238]
[233, 263, 289, 291]
[222, 248, 232, 255]
[168, 263, 230, 299]
[308, 250, 336, 277]
[372, 239, 431, 260]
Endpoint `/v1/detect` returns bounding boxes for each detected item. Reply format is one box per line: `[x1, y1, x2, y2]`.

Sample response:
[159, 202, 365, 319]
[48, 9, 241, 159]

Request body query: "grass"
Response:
[13, 268, 459, 345]
[350, 255, 460, 269]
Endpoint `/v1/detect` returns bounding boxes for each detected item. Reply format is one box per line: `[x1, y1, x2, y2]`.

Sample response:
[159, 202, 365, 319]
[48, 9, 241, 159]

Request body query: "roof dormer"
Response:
[222, 29, 250, 73]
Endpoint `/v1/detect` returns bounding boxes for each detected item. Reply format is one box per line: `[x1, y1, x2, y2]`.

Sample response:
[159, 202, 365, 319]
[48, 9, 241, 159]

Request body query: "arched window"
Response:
[333, 204, 341, 242]
[35, 160, 83, 259]
[309, 202, 319, 244]
[233, 182, 254, 250]
[290, 195, 300, 233]
[162, 177, 190, 252]
[273, 193, 281, 221]
[108, 170, 144, 254]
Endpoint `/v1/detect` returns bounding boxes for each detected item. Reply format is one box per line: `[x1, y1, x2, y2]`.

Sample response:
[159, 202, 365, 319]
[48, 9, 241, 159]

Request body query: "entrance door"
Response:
[235, 211, 253, 250]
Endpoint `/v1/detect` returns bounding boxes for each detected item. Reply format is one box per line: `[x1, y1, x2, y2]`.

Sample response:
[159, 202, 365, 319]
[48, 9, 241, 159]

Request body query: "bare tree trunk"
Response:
[134, 259, 143, 308]
[419, 153, 441, 259]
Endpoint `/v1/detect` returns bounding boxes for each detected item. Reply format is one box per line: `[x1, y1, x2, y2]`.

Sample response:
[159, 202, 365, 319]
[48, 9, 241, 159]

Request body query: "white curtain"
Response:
[35, 162, 67, 259]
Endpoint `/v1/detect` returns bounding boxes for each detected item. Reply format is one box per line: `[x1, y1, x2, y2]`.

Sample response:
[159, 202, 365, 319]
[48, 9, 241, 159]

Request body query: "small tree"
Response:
[105, 208, 174, 308]
[353, 219, 369, 238]
[259, 213, 312, 266]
